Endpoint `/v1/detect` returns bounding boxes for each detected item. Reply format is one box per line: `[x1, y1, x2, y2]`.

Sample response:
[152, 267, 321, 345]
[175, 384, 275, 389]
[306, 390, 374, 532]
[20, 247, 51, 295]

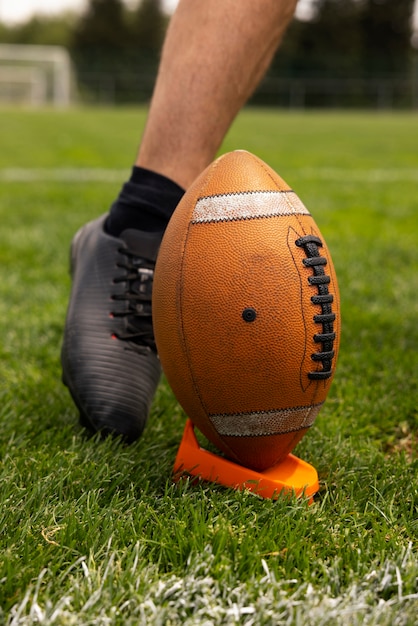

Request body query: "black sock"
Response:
[106, 166, 185, 236]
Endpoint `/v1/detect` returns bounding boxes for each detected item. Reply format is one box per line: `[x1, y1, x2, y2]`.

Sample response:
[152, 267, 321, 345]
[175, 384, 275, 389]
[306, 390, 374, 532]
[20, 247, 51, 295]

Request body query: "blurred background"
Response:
[0, 0, 417, 109]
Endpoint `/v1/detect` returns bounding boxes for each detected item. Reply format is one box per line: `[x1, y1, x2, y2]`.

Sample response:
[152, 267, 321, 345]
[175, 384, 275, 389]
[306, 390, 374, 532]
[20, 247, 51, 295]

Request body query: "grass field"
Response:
[0, 107, 417, 625]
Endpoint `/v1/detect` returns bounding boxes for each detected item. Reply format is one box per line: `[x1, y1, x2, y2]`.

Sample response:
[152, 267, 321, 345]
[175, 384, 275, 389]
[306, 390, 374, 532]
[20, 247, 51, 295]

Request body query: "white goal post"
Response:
[0, 66, 47, 106]
[0, 44, 72, 107]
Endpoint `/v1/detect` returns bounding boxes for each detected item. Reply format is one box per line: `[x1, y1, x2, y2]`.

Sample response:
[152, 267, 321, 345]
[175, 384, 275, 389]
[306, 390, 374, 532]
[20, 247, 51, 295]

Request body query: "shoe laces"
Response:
[111, 247, 156, 353]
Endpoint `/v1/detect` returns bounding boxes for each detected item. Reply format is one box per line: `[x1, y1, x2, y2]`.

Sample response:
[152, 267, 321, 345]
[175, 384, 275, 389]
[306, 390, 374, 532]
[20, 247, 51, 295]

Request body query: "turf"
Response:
[0, 108, 417, 625]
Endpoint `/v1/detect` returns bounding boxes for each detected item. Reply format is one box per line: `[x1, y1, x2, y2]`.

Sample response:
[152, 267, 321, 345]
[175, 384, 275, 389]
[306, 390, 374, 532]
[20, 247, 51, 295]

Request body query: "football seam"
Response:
[295, 234, 336, 381]
[177, 159, 251, 462]
[256, 154, 292, 195]
[287, 225, 312, 394]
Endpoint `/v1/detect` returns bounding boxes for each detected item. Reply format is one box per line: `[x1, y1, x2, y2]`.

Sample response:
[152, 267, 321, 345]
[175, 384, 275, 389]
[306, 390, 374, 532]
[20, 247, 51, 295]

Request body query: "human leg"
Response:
[137, 0, 298, 189]
[62, 0, 297, 440]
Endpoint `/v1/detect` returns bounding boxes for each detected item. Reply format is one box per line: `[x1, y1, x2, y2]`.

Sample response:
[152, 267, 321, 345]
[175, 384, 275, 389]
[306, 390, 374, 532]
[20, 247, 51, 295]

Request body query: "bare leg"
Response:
[136, 0, 297, 188]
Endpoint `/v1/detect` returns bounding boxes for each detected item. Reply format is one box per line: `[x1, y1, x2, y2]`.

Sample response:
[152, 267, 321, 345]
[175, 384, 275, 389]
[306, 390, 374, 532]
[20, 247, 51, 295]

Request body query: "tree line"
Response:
[0, 0, 416, 106]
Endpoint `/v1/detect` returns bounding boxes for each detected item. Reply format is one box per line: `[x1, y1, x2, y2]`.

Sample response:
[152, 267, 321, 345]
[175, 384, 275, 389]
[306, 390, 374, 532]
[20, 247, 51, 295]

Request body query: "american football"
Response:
[153, 150, 340, 471]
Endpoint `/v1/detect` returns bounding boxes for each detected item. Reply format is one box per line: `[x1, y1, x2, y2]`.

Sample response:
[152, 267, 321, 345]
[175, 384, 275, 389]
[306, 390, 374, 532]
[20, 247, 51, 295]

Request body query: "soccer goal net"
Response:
[0, 44, 72, 107]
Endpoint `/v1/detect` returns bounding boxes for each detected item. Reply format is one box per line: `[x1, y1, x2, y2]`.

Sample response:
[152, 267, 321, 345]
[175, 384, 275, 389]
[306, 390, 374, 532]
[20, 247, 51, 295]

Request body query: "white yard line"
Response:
[0, 167, 417, 183]
[6, 544, 417, 625]
[295, 167, 418, 182]
[0, 168, 127, 182]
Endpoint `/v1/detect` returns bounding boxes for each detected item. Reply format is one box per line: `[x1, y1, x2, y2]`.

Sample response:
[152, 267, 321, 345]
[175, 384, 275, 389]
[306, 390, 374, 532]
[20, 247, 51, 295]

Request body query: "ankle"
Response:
[106, 166, 185, 237]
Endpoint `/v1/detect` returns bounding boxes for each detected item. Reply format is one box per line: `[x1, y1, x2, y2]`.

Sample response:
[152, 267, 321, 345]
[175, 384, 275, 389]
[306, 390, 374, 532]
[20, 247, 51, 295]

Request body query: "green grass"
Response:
[0, 107, 417, 625]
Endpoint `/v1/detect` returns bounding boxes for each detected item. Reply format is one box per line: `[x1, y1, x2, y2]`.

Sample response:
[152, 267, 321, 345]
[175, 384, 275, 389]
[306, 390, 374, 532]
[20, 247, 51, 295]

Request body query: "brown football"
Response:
[153, 150, 340, 471]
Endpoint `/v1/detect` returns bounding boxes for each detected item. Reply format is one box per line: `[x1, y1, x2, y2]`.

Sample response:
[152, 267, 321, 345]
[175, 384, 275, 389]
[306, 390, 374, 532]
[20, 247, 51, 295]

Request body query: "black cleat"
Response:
[61, 215, 162, 442]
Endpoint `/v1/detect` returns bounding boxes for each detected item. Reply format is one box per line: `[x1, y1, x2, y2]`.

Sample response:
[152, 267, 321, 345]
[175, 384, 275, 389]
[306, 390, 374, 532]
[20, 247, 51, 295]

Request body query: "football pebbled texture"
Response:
[153, 150, 340, 471]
